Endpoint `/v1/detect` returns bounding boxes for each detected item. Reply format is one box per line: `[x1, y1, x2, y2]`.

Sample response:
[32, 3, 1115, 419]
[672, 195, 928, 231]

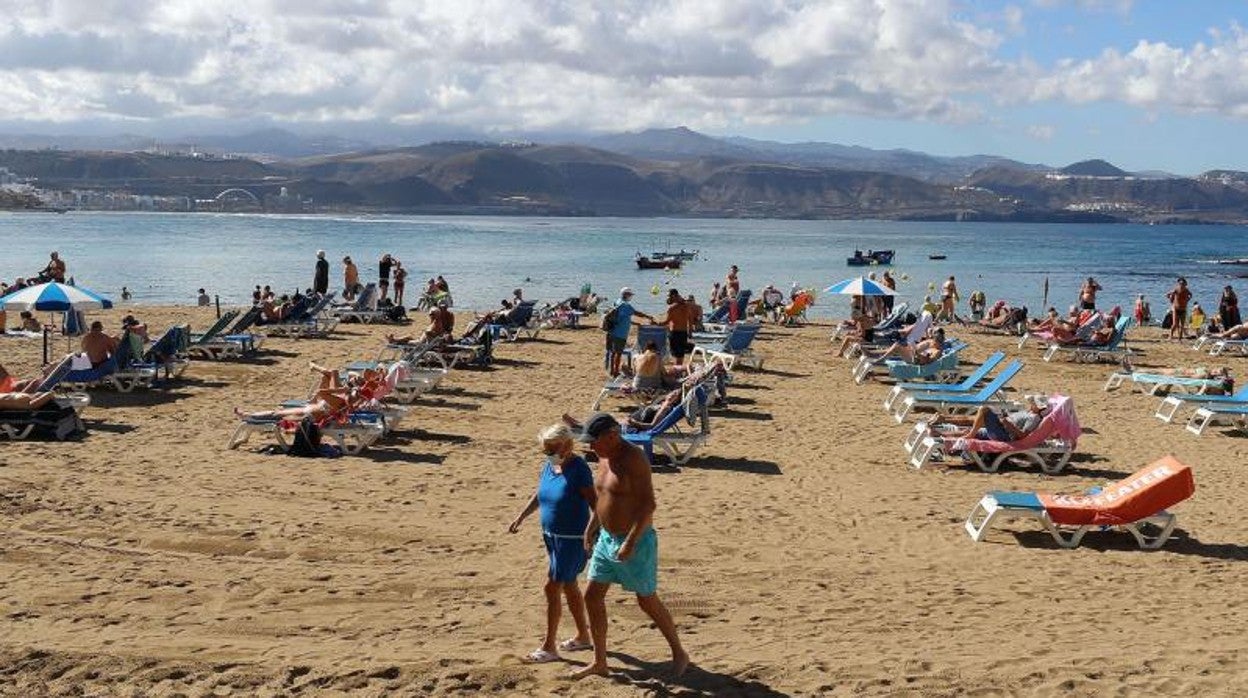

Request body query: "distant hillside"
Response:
[1060, 159, 1128, 177]
[2, 139, 1248, 222]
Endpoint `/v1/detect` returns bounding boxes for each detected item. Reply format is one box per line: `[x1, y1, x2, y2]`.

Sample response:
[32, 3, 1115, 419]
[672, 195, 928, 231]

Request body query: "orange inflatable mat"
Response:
[1038, 456, 1195, 526]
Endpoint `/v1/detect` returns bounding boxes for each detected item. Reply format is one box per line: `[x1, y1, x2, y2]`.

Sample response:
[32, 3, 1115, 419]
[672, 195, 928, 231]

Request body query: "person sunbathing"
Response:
[81, 321, 118, 368]
[632, 341, 665, 390]
[0, 390, 56, 411]
[934, 402, 1048, 443]
[977, 302, 1013, 328]
[0, 362, 48, 393]
[1209, 322, 1248, 340]
[563, 389, 684, 434]
[233, 362, 351, 422]
[19, 311, 42, 332]
[865, 328, 946, 365]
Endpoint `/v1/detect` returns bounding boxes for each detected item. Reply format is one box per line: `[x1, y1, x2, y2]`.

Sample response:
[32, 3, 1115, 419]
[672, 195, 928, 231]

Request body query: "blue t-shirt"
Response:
[537, 455, 594, 536]
[610, 300, 636, 339]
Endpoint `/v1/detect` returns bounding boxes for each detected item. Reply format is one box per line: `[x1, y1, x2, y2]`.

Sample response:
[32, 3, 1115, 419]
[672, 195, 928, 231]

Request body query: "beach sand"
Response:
[3, 307, 1248, 696]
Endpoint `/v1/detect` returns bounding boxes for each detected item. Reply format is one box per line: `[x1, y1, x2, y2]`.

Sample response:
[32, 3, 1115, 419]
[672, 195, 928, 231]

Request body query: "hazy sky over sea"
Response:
[0, 0, 1245, 173]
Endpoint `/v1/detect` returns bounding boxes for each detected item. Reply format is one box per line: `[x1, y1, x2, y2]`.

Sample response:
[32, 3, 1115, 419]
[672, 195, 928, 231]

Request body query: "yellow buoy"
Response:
[650, 284, 661, 295]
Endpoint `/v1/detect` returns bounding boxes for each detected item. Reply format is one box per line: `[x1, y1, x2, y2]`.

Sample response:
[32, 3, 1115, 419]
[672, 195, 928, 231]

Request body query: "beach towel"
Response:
[1038, 456, 1194, 526]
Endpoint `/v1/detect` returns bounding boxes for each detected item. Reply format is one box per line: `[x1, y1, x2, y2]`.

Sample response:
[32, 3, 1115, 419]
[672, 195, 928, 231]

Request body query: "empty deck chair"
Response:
[1043, 316, 1132, 363]
[188, 310, 239, 346]
[884, 351, 1006, 412]
[190, 306, 265, 359]
[690, 322, 763, 370]
[1153, 383, 1248, 423]
[890, 359, 1024, 423]
[964, 456, 1194, 549]
[623, 385, 712, 467]
[332, 283, 392, 324]
[907, 395, 1081, 472]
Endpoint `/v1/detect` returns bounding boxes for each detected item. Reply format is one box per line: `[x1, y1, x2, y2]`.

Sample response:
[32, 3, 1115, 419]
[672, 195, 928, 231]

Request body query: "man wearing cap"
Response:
[571, 413, 689, 680]
[655, 289, 695, 365]
[606, 287, 654, 378]
[313, 250, 329, 296]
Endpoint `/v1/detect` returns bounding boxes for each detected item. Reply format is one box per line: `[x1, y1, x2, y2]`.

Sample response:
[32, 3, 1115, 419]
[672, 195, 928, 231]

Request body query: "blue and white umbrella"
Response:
[0, 281, 114, 312]
[824, 276, 895, 296]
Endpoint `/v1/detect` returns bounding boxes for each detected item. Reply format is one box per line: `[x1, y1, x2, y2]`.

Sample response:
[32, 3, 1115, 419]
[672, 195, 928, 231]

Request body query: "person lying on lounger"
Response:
[0, 362, 50, 393]
[933, 401, 1049, 442]
[1208, 322, 1248, 340]
[864, 328, 946, 365]
[0, 390, 56, 410]
[563, 389, 684, 435]
[233, 362, 352, 422]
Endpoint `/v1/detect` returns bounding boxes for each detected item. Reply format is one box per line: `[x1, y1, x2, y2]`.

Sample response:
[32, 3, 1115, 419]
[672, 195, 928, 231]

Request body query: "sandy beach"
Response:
[3, 305, 1248, 696]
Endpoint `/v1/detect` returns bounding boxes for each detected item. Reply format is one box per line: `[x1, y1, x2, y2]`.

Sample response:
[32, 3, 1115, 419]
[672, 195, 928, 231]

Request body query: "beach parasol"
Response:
[824, 276, 896, 296]
[0, 281, 114, 363]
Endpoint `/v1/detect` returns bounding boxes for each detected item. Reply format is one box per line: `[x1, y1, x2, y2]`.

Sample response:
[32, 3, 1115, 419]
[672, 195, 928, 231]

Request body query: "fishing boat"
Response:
[928, 254, 947, 260]
[636, 253, 682, 270]
[649, 248, 698, 260]
[847, 249, 894, 266]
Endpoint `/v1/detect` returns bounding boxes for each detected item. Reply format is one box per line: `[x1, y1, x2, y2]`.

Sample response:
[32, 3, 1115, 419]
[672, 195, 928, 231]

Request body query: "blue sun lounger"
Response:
[1154, 384, 1248, 423]
[883, 351, 1007, 412]
[890, 359, 1024, 423]
[623, 385, 711, 467]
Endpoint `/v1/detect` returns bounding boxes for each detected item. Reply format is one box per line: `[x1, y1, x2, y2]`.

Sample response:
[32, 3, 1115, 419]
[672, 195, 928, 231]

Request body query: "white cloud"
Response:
[1031, 24, 1248, 117]
[0, 0, 1241, 136]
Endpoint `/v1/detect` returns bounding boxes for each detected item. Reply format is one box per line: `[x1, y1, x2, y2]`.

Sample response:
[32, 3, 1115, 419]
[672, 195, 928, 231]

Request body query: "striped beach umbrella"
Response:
[824, 276, 896, 296]
[0, 281, 114, 312]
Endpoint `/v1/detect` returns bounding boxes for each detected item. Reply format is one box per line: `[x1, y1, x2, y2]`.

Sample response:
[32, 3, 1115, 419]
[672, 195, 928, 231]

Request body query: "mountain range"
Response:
[0, 126, 1245, 223]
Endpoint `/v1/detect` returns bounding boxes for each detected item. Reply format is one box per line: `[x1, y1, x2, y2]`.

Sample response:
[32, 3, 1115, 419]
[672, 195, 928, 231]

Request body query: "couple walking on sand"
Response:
[509, 417, 690, 680]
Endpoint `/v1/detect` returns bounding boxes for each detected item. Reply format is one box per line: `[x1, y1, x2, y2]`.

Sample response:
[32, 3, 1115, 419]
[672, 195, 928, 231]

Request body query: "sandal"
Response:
[523, 649, 560, 664]
[558, 638, 593, 652]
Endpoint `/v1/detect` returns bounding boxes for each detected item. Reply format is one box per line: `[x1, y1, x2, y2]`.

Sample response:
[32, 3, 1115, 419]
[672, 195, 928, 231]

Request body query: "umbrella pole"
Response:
[42, 325, 49, 365]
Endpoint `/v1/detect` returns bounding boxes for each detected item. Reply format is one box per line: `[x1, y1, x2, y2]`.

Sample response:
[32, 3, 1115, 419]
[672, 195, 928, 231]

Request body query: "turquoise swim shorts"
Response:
[587, 527, 658, 596]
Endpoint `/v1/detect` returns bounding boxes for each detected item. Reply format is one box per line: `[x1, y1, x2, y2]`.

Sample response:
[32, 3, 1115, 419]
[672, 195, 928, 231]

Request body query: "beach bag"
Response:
[287, 416, 323, 457]
[600, 305, 619, 332]
[1161, 310, 1173, 330]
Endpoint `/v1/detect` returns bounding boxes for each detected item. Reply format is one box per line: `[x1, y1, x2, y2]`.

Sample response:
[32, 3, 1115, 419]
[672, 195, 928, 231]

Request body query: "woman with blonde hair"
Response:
[508, 424, 596, 663]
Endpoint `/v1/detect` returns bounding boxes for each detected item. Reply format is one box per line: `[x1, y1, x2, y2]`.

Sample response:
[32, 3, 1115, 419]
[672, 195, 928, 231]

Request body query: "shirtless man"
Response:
[571, 413, 689, 680]
[81, 321, 118, 368]
[43, 251, 66, 282]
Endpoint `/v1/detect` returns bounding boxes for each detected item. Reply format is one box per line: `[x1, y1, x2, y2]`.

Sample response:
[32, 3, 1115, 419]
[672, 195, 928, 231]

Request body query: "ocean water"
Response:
[1, 211, 1246, 318]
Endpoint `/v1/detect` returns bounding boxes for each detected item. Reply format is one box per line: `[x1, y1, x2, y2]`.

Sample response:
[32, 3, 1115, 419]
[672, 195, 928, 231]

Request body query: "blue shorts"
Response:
[544, 532, 587, 583]
[587, 527, 658, 596]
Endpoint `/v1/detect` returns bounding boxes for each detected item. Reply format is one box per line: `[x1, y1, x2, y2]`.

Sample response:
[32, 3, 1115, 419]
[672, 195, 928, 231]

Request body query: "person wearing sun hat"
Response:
[568, 411, 689, 681]
[604, 287, 654, 378]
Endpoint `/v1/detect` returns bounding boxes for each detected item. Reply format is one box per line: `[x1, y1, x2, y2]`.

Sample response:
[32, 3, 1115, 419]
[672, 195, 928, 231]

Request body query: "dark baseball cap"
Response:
[578, 412, 619, 442]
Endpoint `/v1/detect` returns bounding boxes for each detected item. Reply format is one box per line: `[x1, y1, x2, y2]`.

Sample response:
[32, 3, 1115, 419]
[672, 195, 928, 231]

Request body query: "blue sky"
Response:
[0, 1, 1246, 174]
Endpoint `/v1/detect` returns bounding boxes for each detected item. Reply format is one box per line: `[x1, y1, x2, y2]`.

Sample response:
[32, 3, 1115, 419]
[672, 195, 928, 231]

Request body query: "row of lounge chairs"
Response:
[836, 320, 1194, 550]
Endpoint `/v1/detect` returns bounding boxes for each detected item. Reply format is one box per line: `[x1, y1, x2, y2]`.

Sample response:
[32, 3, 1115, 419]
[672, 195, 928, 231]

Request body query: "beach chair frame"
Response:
[964, 493, 1177, 549]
